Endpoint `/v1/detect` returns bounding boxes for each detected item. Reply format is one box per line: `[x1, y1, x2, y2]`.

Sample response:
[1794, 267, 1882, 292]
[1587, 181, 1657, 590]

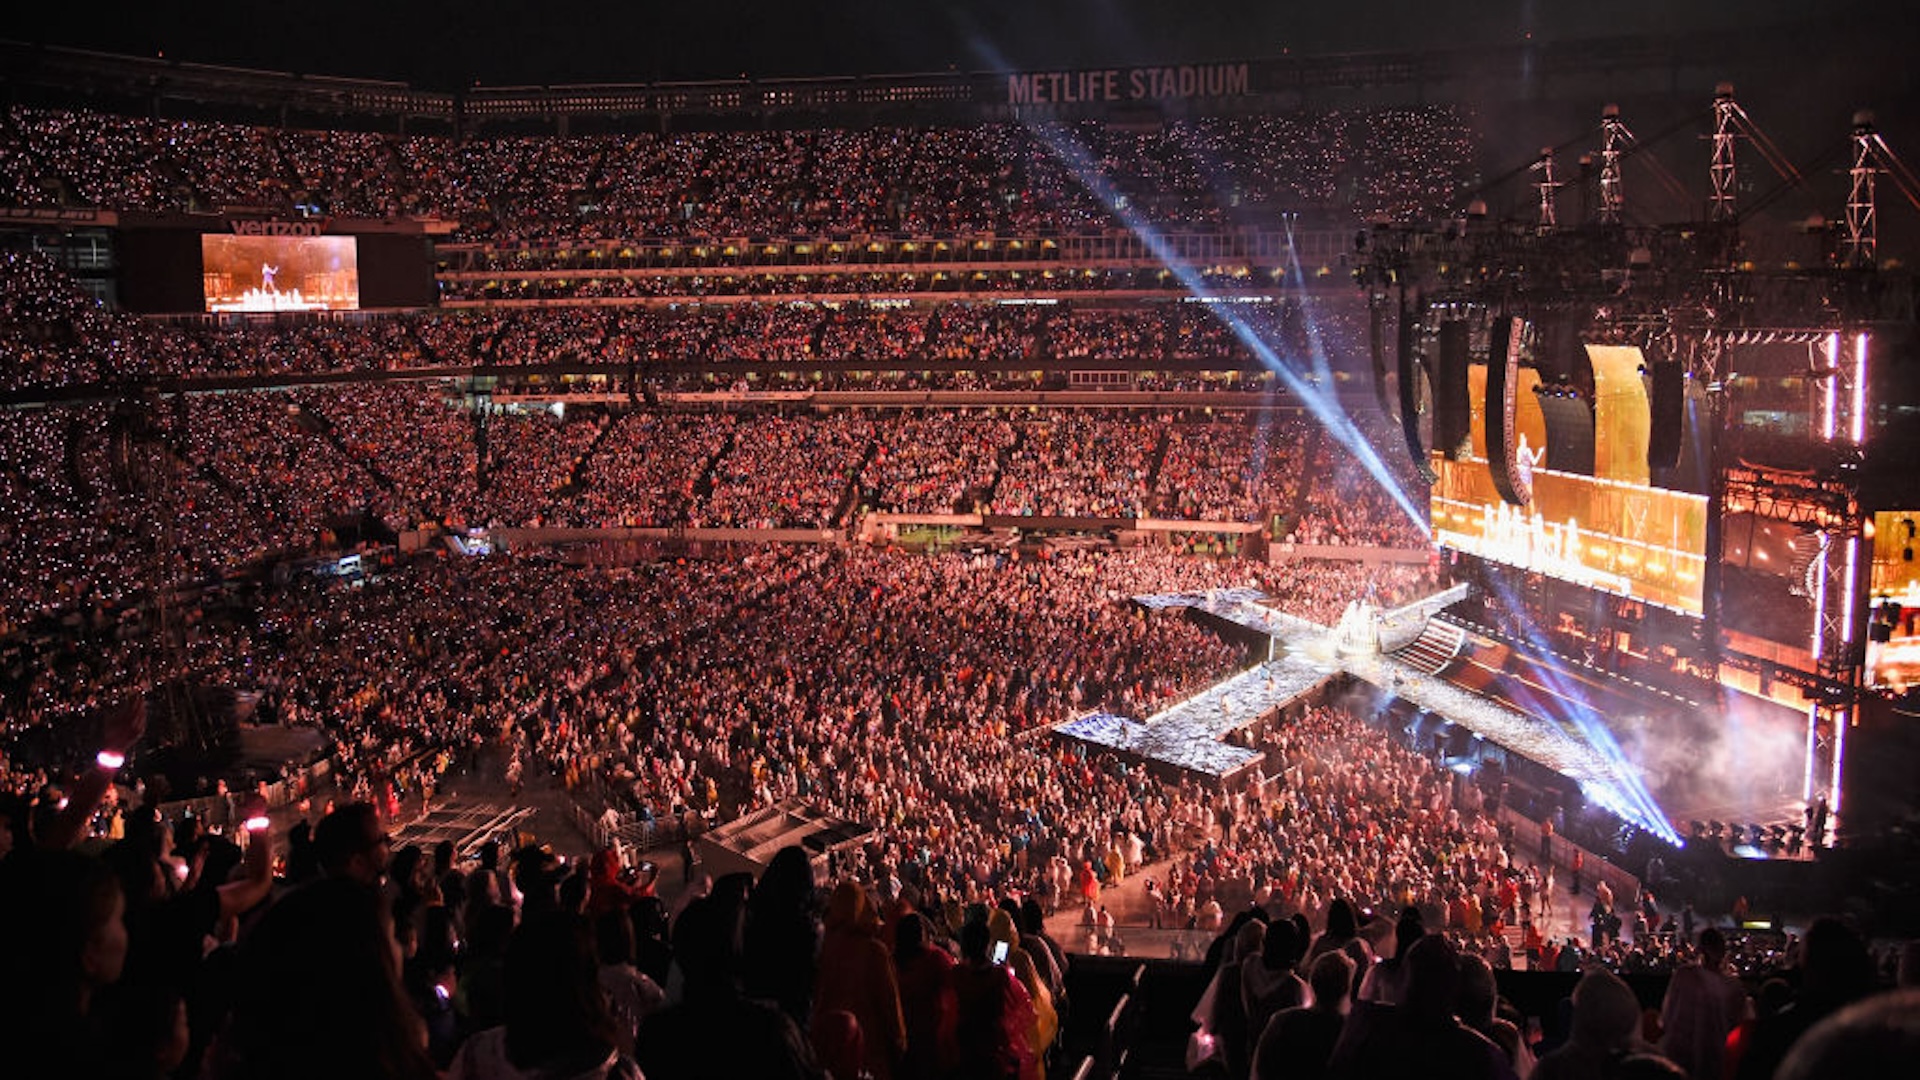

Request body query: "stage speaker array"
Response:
[1535, 390, 1597, 475]
[1370, 298, 1395, 418]
[1485, 314, 1530, 505]
[1434, 319, 1473, 459]
[1648, 361, 1686, 470]
[1535, 316, 1585, 384]
[1397, 297, 1437, 481]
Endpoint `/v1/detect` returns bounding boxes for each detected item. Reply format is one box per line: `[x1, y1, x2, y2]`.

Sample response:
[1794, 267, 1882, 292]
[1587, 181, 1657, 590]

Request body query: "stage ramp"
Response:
[695, 798, 872, 882]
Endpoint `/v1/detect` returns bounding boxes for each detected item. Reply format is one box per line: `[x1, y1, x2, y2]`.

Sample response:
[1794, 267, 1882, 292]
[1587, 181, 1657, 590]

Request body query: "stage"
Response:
[1055, 585, 1809, 853]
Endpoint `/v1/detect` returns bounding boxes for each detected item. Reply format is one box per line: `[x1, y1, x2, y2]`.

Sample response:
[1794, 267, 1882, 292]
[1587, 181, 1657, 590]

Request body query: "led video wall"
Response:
[202, 234, 359, 313]
[1433, 340, 1709, 614]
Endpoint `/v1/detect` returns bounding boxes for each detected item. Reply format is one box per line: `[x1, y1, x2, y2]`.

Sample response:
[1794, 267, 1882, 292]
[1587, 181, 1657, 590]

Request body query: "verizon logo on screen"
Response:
[229, 220, 328, 237]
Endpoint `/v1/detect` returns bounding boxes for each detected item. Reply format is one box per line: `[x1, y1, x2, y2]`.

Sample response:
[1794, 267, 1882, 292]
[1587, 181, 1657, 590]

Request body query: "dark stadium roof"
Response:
[9, 0, 1893, 90]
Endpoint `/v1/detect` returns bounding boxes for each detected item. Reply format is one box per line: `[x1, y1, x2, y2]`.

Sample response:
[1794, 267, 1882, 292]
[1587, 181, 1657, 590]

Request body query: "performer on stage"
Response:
[1515, 431, 1544, 492]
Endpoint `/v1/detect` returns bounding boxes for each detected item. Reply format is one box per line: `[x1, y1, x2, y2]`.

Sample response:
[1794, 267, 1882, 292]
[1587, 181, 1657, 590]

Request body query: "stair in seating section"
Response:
[1393, 619, 1470, 675]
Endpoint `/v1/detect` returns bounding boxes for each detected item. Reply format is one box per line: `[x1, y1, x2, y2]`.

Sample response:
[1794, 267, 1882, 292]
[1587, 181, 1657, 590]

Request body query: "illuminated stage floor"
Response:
[1057, 587, 1693, 844]
[1053, 657, 1335, 778]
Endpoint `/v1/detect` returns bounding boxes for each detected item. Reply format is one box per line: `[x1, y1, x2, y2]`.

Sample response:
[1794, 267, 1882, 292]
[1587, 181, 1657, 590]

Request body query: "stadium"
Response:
[3, 3, 1919, 1078]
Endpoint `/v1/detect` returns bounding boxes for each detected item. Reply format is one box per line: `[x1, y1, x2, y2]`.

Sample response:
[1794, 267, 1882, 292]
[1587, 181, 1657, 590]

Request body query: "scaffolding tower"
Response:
[1598, 104, 1634, 225]
[1710, 83, 1739, 223]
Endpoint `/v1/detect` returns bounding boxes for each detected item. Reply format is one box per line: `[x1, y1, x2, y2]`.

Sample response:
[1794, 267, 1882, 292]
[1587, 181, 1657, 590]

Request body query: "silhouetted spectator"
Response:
[1253, 949, 1353, 1080]
[0, 848, 130, 1075]
[205, 877, 437, 1080]
[1357, 905, 1427, 1006]
[948, 917, 1039, 1080]
[448, 912, 640, 1079]
[634, 893, 824, 1080]
[1533, 969, 1673, 1080]
[1774, 987, 1920, 1080]
[1327, 934, 1516, 1080]
[1243, 916, 1308, 1050]
[1731, 916, 1875, 1080]
[1212, 916, 1269, 1079]
[813, 880, 907, 1080]
[1455, 953, 1534, 1078]
[894, 911, 958, 1080]
[1660, 927, 1751, 1080]
[595, 907, 666, 1057]
[743, 845, 820, 1024]
[312, 801, 392, 887]
[1306, 899, 1364, 968]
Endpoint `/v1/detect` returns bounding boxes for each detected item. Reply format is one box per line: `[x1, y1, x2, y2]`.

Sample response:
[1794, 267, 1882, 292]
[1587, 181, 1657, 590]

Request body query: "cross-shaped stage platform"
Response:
[1051, 585, 1680, 842]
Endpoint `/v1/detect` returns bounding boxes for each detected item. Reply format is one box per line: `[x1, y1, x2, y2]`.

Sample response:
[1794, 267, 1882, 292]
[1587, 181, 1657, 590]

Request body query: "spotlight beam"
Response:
[1009, 114, 1432, 536]
[1473, 569, 1681, 844]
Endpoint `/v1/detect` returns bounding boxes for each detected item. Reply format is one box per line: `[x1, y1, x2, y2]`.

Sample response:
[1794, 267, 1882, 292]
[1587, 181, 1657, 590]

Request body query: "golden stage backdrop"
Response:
[1431, 454, 1708, 615]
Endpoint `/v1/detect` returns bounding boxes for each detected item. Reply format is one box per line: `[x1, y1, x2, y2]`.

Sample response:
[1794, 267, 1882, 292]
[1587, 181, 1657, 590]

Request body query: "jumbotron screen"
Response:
[1430, 342, 1710, 615]
[202, 235, 359, 313]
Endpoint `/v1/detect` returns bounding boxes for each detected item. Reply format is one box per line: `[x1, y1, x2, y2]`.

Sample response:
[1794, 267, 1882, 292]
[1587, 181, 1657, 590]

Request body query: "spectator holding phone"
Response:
[948, 918, 1038, 1080]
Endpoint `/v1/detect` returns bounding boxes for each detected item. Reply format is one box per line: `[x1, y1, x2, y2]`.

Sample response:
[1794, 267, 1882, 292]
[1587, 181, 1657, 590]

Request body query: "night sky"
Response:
[6, 1, 1891, 90]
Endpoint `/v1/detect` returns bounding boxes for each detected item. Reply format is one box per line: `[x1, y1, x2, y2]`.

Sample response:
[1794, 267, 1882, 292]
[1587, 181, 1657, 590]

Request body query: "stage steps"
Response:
[391, 796, 537, 856]
[1392, 619, 1469, 675]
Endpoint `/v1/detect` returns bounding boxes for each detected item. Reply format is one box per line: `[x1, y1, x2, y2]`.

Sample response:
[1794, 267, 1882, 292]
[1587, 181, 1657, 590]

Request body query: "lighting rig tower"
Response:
[1710, 84, 1739, 224]
[1532, 147, 1560, 230]
[1718, 325, 1872, 828]
[1845, 110, 1881, 268]
[1598, 104, 1634, 225]
[1703, 82, 1816, 270]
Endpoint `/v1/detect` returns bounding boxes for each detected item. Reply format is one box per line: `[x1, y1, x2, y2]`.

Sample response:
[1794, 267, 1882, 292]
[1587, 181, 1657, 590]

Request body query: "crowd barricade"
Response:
[1498, 804, 1643, 909]
[150, 756, 330, 829]
[568, 799, 688, 855]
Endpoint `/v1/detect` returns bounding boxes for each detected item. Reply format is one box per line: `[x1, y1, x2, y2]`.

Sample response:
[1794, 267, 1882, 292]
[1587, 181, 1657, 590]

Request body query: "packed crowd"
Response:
[695, 415, 878, 529]
[1287, 413, 1431, 549]
[5, 534, 1909, 1079]
[565, 413, 737, 529]
[1194, 896, 1911, 1080]
[0, 401, 157, 632]
[1154, 416, 1315, 523]
[432, 266, 1307, 303]
[0, 253, 1388, 390]
[1, 544, 1426, 825]
[295, 384, 480, 530]
[1177, 702, 1916, 1080]
[1164, 705, 1520, 940]
[478, 407, 605, 529]
[0, 249, 166, 387]
[0, 384, 1435, 633]
[855, 413, 1018, 517]
[0, 106, 1481, 240]
[0, 769, 1090, 1080]
[987, 413, 1160, 519]
[10, 71, 1912, 1080]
